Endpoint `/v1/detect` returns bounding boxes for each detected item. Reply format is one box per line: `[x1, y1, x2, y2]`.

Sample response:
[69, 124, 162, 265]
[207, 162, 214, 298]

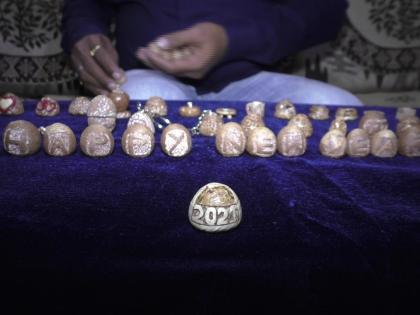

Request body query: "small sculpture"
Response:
[199, 110, 224, 136]
[288, 113, 313, 137]
[277, 125, 307, 157]
[329, 117, 347, 135]
[0, 92, 24, 115]
[161, 123, 192, 157]
[215, 122, 246, 157]
[396, 107, 416, 121]
[241, 113, 265, 136]
[80, 124, 114, 157]
[359, 110, 388, 137]
[398, 125, 420, 157]
[35, 96, 60, 116]
[3, 120, 41, 156]
[145, 96, 167, 117]
[246, 126, 277, 157]
[40, 123, 77, 156]
[179, 102, 201, 118]
[371, 129, 397, 158]
[346, 128, 370, 157]
[189, 183, 242, 232]
[245, 101, 265, 117]
[87, 95, 117, 131]
[69, 96, 91, 115]
[335, 107, 358, 121]
[274, 99, 296, 120]
[122, 124, 155, 158]
[319, 129, 347, 158]
[309, 105, 329, 120]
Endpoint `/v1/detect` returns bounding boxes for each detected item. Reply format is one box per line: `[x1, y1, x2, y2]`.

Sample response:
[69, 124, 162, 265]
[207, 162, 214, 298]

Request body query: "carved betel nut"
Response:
[145, 96, 167, 117]
[241, 113, 265, 136]
[161, 123, 192, 157]
[80, 124, 114, 157]
[329, 117, 347, 135]
[40, 123, 76, 157]
[189, 183, 242, 232]
[216, 107, 237, 119]
[69, 96, 91, 115]
[128, 110, 155, 134]
[335, 107, 358, 121]
[246, 126, 277, 157]
[398, 125, 420, 157]
[108, 88, 130, 112]
[275, 99, 296, 120]
[199, 111, 224, 136]
[288, 113, 313, 137]
[87, 95, 117, 131]
[179, 102, 201, 118]
[246, 101, 265, 117]
[396, 116, 420, 137]
[319, 129, 347, 158]
[346, 128, 370, 157]
[35, 96, 60, 116]
[0, 92, 24, 115]
[359, 110, 388, 137]
[396, 107, 417, 121]
[371, 129, 397, 158]
[3, 120, 41, 156]
[309, 105, 329, 120]
[277, 125, 307, 157]
[215, 122, 246, 157]
[122, 124, 155, 158]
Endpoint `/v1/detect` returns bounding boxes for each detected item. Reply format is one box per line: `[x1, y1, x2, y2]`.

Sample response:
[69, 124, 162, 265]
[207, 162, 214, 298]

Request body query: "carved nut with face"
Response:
[128, 110, 155, 134]
[329, 118, 347, 135]
[277, 125, 306, 157]
[274, 99, 296, 120]
[145, 96, 167, 117]
[359, 110, 388, 137]
[40, 123, 77, 157]
[122, 124, 155, 158]
[87, 95, 117, 131]
[371, 129, 397, 158]
[189, 183, 242, 232]
[346, 128, 370, 157]
[199, 111, 224, 136]
[319, 129, 347, 158]
[3, 120, 41, 156]
[309, 105, 329, 120]
[0, 93, 24, 115]
[161, 123, 192, 157]
[35, 96, 60, 116]
[215, 122, 246, 157]
[335, 107, 358, 121]
[246, 126, 277, 157]
[80, 124, 114, 157]
[69, 97, 91, 115]
[241, 114, 265, 137]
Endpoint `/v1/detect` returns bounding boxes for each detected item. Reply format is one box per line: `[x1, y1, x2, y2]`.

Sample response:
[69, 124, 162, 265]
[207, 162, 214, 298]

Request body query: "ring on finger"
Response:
[90, 44, 102, 57]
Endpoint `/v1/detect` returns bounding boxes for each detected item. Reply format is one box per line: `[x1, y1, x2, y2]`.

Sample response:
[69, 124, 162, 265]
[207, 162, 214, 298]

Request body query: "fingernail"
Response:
[108, 82, 118, 90]
[156, 37, 170, 49]
[112, 72, 122, 80]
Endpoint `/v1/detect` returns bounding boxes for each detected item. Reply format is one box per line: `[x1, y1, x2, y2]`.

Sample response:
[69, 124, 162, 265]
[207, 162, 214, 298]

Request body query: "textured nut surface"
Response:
[42, 123, 76, 156]
[246, 126, 276, 157]
[0, 92, 24, 115]
[199, 111, 223, 136]
[80, 124, 114, 157]
[398, 125, 420, 157]
[69, 97, 91, 115]
[359, 110, 388, 136]
[396, 107, 416, 121]
[215, 122, 246, 157]
[179, 102, 201, 117]
[109, 89, 130, 112]
[309, 105, 329, 120]
[371, 129, 397, 158]
[87, 95, 117, 131]
[329, 118, 347, 135]
[161, 123, 192, 157]
[3, 120, 41, 156]
[216, 107, 237, 119]
[319, 129, 347, 158]
[128, 111, 155, 133]
[277, 125, 306, 157]
[122, 124, 154, 157]
[346, 128, 370, 157]
[189, 182, 242, 232]
[396, 117, 420, 137]
[145, 96, 167, 117]
[241, 114, 265, 136]
[35, 96, 60, 116]
[288, 114, 313, 137]
[275, 99, 296, 120]
[246, 101, 265, 117]
[335, 108, 358, 121]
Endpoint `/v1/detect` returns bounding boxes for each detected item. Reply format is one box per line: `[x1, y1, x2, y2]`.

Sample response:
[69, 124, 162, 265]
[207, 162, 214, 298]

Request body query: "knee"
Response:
[121, 70, 195, 100]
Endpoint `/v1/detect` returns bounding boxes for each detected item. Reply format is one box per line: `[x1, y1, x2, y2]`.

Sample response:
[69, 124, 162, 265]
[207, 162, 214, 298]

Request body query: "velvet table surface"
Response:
[1, 101, 419, 314]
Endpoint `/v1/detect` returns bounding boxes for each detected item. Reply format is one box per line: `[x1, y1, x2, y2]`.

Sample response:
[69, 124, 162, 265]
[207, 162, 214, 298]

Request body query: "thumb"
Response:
[155, 28, 195, 50]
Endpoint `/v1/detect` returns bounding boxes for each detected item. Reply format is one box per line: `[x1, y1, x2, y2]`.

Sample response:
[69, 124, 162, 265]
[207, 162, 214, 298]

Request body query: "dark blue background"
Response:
[1, 101, 420, 314]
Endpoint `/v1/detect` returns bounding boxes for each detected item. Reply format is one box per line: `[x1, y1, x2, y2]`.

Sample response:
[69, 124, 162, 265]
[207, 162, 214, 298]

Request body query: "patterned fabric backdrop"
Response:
[0, 0, 80, 97]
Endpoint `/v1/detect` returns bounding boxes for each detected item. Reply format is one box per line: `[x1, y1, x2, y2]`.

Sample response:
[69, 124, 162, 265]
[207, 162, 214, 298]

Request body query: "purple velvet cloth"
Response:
[1, 101, 420, 314]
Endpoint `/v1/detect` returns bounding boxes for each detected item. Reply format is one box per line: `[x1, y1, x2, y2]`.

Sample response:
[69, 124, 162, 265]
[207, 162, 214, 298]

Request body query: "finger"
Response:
[81, 52, 119, 91]
[154, 27, 197, 50]
[95, 37, 126, 83]
[136, 48, 158, 70]
[142, 48, 202, 75]
[71, 54, 104, 88]
[83, 82, 109, 96]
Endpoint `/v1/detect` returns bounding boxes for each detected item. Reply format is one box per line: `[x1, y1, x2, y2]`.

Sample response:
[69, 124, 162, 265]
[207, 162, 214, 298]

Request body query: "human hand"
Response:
[136, 22, 228, 80]
[71, 34, 126, 95]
